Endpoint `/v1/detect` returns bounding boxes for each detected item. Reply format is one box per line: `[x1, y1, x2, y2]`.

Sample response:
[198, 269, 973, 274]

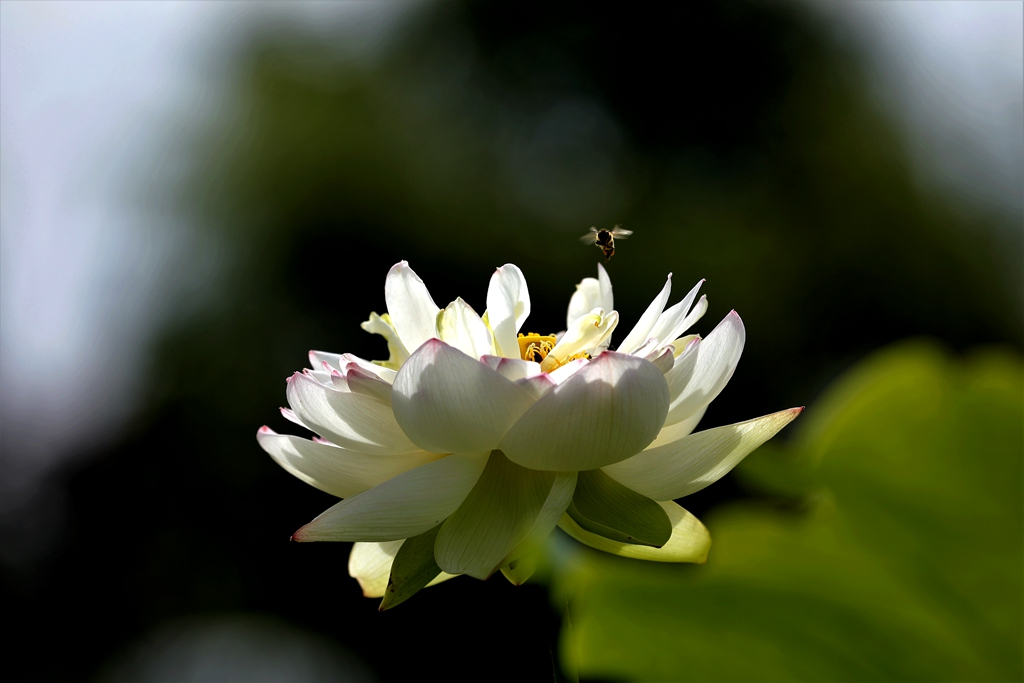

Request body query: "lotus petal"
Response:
[558, 501, 710, 563]
[604, 408, 802, 500]
[286, 372, 420, 455]
[292, 453, 488, 542]
[385, 261, 440, 353]
[501, 353, 669, 471]
[617, 274, 672, 354]
[257, 427, 442, 498]
[434, 451, 575, 579]
[486, 264, 531, 358]
[393, 340, 536, 454]
[664, 311, 745, 425]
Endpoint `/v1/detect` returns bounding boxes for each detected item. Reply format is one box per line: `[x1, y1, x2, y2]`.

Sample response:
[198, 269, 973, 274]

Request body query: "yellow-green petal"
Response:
[558, 501, 710, 563]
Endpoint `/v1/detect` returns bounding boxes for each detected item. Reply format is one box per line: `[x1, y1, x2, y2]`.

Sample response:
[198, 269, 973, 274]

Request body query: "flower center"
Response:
[519, 332, 591, 372]
[518, 333, 557, 363]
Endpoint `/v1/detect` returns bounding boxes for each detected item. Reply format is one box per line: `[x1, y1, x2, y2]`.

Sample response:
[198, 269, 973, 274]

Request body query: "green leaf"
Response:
[555, 342, 1024, 682]
[566, 469, 672, 547]
[379, 524, 442, 611]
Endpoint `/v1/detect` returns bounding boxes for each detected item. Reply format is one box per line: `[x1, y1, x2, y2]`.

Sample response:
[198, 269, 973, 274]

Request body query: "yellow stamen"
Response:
[539, 350, 590, 373]
[517, 333, 557, 362]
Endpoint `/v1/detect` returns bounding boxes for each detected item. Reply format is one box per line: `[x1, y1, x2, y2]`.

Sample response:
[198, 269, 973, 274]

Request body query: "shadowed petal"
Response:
[664, 311, 745, 425]
[481, 355, 543, 381]
[434, 451, 576, 579]
[558, 501, 710, 563]
[345, 366, 393, 404]
[286, 372, 420, 455]
[257, 427, 442, 498]
[293, 453, 488, 542]
[348, 541, 455, 598]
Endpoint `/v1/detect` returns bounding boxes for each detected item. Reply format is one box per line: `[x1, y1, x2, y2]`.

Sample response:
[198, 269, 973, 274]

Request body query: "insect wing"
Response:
[609, 227, 633, 239]
[579, 227, 600, 245]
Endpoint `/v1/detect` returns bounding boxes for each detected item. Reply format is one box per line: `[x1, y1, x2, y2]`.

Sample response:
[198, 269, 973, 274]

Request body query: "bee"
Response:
[580, 224, 633, 261]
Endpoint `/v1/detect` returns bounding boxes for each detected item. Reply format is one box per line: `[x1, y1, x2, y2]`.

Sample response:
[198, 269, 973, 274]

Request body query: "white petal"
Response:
[486, 264, 531, 358]
[327, 366, 349, 391]
[603, 408, 802, 500]
[557, 501, 710, 563]
[286, 372, 421, 455]
[670, 334, 700, 358]
[647, 279, 704, 348]
[648, 346, 675, 374]
[340, 354, 397, 384]
[664, 337, 701, 403]
[309, 350, 345, 371]
[664, 311, 745, 425]
[434, 452, 575, 579]
[345, 366, 393, 404]
[597, 262, 614, 312]
[481, 355, 543, 381]
[645, 405, 707, 449]
[566, 278, 603, 328]
[304, 368, 334, 386]
[547, 357, 588, 384]
[676, 294, 708, 338]
[258, 427, 442, 498]
[617, 273, 673, 354]
[347, 541, 457, 598]
[516, 374, 556, 401]
[348, 540, 404, 597]
[292, 453, 488, 542]
[384, 261, 441, 353]
[280, 407, 307, 429]
[392, 340, 537, 454]
[543, 309, 618, 371]
[437, 298, 494, 359]
[500, 352, 669, 471]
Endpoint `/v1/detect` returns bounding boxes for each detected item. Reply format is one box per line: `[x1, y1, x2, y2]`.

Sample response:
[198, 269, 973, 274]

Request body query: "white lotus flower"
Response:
[258, 261, 801, 608]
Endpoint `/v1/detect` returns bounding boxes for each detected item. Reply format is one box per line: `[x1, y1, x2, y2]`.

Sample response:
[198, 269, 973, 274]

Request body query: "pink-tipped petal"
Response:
[604, 408, 803, 500]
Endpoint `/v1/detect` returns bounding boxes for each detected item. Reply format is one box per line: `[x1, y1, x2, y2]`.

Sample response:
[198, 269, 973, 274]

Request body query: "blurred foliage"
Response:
[163, 0, 1021, 446]
[5, 1, 1022, 681]
[554, 341, 1023, 682]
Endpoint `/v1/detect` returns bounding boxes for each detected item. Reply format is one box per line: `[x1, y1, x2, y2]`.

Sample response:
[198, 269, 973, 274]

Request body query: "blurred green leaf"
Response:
[554, 341, 1022, 681]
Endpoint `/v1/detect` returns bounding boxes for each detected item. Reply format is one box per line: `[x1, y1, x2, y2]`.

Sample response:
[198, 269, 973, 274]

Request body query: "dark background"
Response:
[3, 1, 1021, 681]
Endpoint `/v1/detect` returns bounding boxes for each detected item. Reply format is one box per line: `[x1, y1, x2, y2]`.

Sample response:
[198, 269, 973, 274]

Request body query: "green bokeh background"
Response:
[4, 1, 1021, 681]
[553, 343, 1021, 681]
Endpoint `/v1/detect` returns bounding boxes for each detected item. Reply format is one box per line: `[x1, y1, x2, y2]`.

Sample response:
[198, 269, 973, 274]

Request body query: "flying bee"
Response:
[580, 224, 633, 261]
